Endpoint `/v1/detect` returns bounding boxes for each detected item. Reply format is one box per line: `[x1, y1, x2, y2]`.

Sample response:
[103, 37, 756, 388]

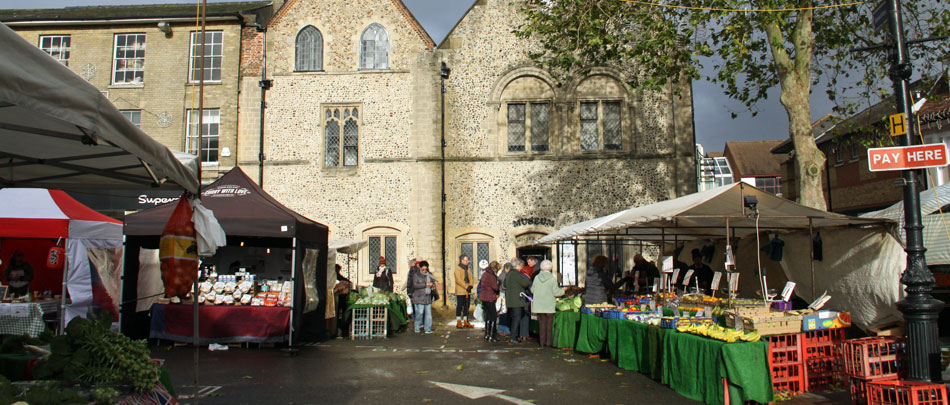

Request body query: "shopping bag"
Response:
[473, 303, 484, 322]
[407, 303, 413, 317]
[496, 296, 507, 315]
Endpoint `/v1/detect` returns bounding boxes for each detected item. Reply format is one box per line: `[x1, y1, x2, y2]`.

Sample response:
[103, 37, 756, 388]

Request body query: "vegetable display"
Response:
[32, 312, 160, 393]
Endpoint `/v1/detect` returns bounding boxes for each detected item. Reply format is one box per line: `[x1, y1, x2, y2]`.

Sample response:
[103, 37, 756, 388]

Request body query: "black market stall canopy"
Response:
[539, 182, 905, 331]
[121, 167, 329, 344]
[0, 23, 198, 193]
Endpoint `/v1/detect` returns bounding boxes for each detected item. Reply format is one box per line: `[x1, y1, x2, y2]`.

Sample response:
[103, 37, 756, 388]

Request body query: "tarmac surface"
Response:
[152, 307, 853, 405]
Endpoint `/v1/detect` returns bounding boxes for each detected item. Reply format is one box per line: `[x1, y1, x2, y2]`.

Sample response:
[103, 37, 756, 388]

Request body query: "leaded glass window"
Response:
[325, 106, 359, 167]
[295, 26, 323, 72]
[580, 101, 623, 151]
[604, 102, 622, 150]
[39, 35, 70, 65]
[580, 102, 599, 150]
[368, 237, 381, 274]
[507, 104, 526, 152]
[385, 237, 397, 273]
[112, 33, 146, 85]
[189, 31, 222, 82]
[531, 103, 550, 152]
[360, 23, 389, 70]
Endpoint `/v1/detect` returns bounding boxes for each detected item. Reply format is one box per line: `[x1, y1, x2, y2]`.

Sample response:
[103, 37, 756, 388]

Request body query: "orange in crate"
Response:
[867, 380, 948, 405]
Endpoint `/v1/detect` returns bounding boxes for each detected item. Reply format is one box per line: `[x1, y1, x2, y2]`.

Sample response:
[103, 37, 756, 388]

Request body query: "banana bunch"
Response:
[676, 323, 762, 343]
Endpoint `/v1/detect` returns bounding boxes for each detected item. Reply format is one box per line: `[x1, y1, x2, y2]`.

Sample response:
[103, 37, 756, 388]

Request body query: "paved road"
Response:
[153, 321, 699, 405]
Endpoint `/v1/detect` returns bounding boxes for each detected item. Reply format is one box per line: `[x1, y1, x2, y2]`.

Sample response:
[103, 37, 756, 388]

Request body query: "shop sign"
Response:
[512, 217, 554, 227]
[868, 143, 949, 172]
[202, 184, 251, 198]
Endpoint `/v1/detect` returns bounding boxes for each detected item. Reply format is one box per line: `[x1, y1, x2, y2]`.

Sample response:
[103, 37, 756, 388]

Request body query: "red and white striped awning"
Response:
[0, 188, 121, 240]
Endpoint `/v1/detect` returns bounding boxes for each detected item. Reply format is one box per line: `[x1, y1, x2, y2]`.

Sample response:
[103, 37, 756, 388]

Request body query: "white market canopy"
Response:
[0, 23, 198, 193]
[538, 182, 892, 244]
[861, 182, 950, 266]
[329, 239, 368, 255]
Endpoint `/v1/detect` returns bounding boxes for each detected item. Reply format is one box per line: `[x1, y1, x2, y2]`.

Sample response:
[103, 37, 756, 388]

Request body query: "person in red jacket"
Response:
[478, 260, 501, 341]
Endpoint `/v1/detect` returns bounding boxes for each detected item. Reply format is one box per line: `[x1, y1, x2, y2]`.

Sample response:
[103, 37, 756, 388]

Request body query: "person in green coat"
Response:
[504, 259, 531, 344]
[530, 260, 564, 347]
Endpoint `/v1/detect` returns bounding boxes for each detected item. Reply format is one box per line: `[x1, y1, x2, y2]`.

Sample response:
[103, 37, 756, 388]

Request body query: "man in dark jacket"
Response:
[504, 259, 531, 344]
[373, 256, 394, 292]
[409, 261, 437, 334]
[405, 258, 419, 300]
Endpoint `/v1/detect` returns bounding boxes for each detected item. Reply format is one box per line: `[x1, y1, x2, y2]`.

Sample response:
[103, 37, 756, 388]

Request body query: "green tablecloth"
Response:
[612, 319, 667, 379]
[661, 330, 772, 405]
[575, 313, 608, 354]
[553, 311, 581, 348]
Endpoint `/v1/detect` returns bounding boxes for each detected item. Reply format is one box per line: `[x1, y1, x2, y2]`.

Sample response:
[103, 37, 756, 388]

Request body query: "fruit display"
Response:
[676, 323, 762, 343]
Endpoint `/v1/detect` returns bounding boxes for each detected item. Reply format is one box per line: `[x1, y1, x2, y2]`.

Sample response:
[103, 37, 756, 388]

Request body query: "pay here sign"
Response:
[868, 143, 949, 172]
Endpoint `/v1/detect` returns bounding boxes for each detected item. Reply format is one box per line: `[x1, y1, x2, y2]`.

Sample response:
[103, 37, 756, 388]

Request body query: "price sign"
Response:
[671, 269, 680, 285]
[728, 272, 740, 292]
[704, 306, 712, 317]
[781, 281, 796, 302]
[733, 314, 744, 332]
[725, 245, 735, 267]
[674, 308, 681, 318]
[695, 308, 704, 317]
[682, 270, 694, 285]
[660, 274, 668, 291]
[711, 272, 723, 291]
[652, 278, 659, 293]
[649, 300, 656, 311]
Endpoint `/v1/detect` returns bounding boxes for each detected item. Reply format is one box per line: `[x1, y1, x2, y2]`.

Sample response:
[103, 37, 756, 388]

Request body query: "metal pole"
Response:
[256, 25, 269, 186]
[194, 1, 207, 401]
[808, 218, 816, 300]
[888, 0, 943, 383]
[440, 61, 450, 308]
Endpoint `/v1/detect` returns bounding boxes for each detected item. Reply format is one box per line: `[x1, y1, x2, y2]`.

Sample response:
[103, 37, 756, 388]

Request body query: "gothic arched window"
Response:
[295, 25, 323, 71]
[359, 23, 389, 70]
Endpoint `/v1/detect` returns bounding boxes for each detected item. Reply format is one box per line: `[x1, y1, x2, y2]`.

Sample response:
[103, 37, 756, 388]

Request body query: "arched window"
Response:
[295, 25, 322, 71]
[360, 23, 389, 70]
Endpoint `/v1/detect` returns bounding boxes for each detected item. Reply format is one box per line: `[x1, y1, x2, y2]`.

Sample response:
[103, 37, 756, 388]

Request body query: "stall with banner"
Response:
[121, 167, 329, 345]
[0, 188, 124, 334]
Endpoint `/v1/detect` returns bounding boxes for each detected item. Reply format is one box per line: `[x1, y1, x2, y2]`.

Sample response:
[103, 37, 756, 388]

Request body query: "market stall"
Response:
[121, 167, 329, 345]
[539, 182, 900, 332]
[0, 188, 125, 330]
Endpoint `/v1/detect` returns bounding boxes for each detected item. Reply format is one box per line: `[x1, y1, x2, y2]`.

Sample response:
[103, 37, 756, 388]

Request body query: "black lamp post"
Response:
[885, 0, 943, 383]
[440, 61, 450, 308]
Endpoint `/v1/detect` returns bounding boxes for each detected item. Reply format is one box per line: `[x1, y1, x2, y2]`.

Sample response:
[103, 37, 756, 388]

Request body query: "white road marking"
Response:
[178, 385, 222, 399]
[430, 381, 533, 404]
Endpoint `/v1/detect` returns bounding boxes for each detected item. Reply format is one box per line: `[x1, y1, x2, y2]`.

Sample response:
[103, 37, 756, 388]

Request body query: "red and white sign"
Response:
[868, 143, 949, 172]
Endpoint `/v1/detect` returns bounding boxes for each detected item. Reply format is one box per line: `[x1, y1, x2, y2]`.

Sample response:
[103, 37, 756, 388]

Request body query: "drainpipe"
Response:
[440, 60, 450, 308]
[249, 23, 271, 186]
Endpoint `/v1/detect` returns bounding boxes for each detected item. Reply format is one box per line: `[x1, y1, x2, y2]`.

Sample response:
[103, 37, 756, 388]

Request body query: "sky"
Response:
[0, 0, 848, 153]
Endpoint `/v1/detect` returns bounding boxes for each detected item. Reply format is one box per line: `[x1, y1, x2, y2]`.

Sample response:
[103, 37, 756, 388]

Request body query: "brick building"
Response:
[722, 140, 785, 196]
[1, 2, 272, 185]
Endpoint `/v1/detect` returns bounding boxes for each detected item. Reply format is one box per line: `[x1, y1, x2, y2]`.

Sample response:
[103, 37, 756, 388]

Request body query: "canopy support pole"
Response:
[59, 248, 68, 334]
[289, 236, 297, 346]
[809, 218, 816, 300]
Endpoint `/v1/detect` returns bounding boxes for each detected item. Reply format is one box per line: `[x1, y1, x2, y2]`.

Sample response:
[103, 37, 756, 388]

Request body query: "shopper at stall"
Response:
[689, 249, 715, 293]
[504, 259, 531, 344]
[455, 254, 474, 329]
[479, 260, 501, 341]
[497, 262, 512, 337]
[531, 259, 564, 348]
[522, 257, 536, 279]
[333, 264, 353, 337]
[630, 253, 660, 289]
[5, 250, 34, 297]
[372, 256, 394, 292]
[405, 257, 419, 302]
[585, 255, 609, 305]
[409, 260, 436, 334]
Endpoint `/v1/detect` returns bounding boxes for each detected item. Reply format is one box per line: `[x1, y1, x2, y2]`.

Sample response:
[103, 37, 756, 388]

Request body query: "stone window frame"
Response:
[359, 23, 389, 70]
[111, 32, 146, 86]
[361, 225, 405, 277]
[39, 34, 71, 66]
[294, 25, 323, 72]
[455, 232, 494, 285]
[576, 98, 625, 153]
[503, 99, 554, 154]
[322, 104, 361, 172]
[188, 30, 223, 83]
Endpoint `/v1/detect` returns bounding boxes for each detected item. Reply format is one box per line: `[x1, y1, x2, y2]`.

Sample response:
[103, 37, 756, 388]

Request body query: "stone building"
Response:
[0, 2, 272, 186]
[252, 0, 696, 295]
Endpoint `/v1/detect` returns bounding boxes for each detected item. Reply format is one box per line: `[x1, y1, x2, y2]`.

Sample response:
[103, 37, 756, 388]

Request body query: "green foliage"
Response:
[33, 311, 160, 393]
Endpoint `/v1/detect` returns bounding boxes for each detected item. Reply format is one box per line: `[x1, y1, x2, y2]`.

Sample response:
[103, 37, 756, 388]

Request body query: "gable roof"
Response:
[724, 140, 785, 177]
[0, 2, 270, 22]
[269, 0, 434, 50]
[436, 0, 480, 49]
[770, 114, 844, 154]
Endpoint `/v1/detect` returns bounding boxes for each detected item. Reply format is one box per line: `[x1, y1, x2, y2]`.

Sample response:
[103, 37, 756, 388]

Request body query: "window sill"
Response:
[109, 83, 145, 89]
[187, 81, 223, 85]
[294, 70, 325, 73]
[323, 165, 359, 176]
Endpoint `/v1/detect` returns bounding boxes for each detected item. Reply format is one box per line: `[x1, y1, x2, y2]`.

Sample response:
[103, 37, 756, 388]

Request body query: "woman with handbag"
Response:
[409, 261, 437, 334]
[478, 260, 501, 341]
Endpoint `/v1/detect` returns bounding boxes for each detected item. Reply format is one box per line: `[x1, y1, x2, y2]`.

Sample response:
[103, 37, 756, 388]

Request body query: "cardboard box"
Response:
[802, 310, 851, 331]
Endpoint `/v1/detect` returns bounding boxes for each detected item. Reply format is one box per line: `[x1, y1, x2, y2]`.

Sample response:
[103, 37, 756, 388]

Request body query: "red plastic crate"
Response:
[867, 380, 949, 405]
[767, 333, 804, 366]
[851, 376, 899, 405]
[771, 362, 805, 395]
[805, 357, 844, 392]
[843, 337, 905, 380]
[803, 329, 846, 360]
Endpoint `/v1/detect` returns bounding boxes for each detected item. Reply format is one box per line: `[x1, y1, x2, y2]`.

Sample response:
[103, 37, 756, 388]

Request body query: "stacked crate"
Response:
[802, 329, 847, 392]
[766, 333, 805, 395]
[866, 380, 948, 405]
[843, 336, 905, 404]
[351, 306, 388, 340]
